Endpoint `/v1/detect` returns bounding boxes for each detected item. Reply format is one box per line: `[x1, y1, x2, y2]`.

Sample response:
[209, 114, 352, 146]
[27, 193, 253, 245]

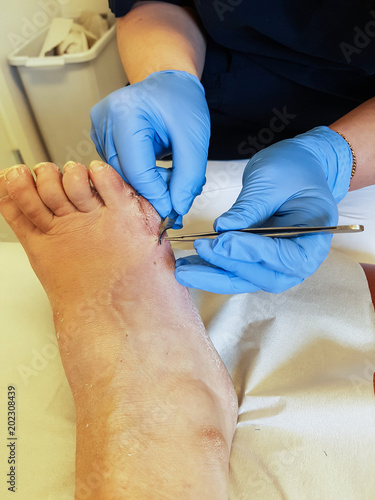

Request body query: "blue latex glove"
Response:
[175, 126, 352, 294]
[90, 70, 210, 220]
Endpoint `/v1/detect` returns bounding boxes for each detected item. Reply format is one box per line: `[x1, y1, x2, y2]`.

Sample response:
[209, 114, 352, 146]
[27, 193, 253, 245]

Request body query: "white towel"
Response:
[185, 250, 375, 499]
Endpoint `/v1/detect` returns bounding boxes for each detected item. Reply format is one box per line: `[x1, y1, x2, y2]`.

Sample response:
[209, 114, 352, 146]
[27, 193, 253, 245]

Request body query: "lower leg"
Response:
[65, 243, 236, 499]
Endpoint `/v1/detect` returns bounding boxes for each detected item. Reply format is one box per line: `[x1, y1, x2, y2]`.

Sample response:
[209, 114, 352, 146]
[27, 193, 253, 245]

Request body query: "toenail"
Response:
[5, 167, 20, 182]
[90, 160, 107, 172]
[33, 163, 46, 172]
[63, 161, 78, 172]
[34, 162, 60, 173]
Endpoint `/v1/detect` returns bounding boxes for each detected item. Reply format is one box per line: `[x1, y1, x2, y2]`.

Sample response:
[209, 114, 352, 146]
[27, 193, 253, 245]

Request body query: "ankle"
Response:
[74, 373, 233, 499]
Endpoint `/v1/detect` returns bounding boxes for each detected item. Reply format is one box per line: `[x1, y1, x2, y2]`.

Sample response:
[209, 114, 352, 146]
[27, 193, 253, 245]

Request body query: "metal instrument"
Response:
[160, 224, 364, 242]
[158, 209, 180, 244]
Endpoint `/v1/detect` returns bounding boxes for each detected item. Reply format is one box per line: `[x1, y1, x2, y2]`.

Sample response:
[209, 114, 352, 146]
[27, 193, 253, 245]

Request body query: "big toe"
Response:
[89, 161, 162, 233]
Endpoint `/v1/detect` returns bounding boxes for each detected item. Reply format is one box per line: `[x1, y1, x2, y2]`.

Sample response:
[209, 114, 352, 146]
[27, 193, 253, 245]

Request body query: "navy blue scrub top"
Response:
[109, 0, 375, 159]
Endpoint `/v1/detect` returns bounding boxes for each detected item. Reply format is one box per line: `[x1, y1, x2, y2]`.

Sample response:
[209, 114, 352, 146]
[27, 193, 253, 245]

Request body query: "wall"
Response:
[60, 0, 109, 17]
[0, 1, 58, 166]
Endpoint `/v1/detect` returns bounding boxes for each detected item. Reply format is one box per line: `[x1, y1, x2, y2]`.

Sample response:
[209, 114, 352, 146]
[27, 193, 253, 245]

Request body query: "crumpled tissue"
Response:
[39, 12, 109, 57]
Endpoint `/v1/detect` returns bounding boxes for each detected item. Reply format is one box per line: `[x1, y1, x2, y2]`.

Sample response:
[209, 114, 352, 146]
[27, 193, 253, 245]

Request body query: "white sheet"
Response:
[0, 160, 374, 499]
[198, 250, 375, 499]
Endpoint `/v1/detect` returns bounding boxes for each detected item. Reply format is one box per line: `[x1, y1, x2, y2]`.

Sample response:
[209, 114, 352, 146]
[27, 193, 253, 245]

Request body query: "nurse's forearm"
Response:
[116, 1, 206, 84]
[329, 98, 375, 190]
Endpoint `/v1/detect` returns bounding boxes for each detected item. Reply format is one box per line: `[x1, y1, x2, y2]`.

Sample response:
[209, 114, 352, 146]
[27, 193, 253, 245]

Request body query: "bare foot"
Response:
[0, 161, 237, 499]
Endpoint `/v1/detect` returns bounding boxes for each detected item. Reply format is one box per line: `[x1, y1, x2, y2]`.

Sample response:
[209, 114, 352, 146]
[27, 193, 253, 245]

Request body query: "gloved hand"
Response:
[90, 70, 210, 220]
[175, 126, 353, 294]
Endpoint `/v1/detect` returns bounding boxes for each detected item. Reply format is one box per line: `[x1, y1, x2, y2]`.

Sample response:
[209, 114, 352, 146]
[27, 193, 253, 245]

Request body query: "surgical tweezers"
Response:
[162, 224, 364, 242]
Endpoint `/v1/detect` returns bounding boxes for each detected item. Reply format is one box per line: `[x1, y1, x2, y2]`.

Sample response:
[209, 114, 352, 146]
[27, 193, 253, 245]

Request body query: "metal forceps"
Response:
[161, 224, 364, 242]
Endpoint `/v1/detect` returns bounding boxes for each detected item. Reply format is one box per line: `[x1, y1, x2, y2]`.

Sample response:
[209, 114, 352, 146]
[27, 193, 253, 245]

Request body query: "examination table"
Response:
[1, 160, 374, 499]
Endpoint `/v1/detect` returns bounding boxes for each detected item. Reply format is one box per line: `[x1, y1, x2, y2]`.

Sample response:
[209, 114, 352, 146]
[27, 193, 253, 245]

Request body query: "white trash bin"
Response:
[8, 15, 128, 168]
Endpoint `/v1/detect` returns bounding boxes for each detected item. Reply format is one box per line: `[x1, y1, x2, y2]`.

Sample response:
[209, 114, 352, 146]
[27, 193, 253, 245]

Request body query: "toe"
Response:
[89, 161, 162, 234]
[34, 162, 77, 216]
[89, 161, 132, 209]
[0, 168, 10, 200]
[4, 164, 54, 233]
[62, 161, 102, 213]
[0, 168, 22, 228]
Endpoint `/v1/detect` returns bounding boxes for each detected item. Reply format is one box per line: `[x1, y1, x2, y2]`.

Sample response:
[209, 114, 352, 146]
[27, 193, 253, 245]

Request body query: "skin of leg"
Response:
[0, 162, 238, 500]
